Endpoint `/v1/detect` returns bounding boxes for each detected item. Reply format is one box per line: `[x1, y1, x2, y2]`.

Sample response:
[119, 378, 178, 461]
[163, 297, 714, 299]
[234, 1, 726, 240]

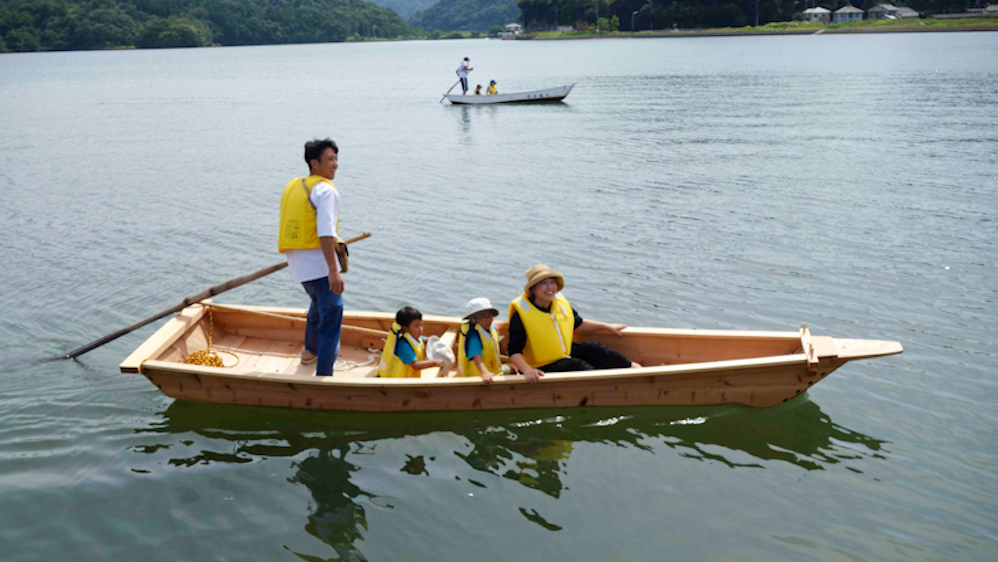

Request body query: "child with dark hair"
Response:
[377, 307, 445, 377]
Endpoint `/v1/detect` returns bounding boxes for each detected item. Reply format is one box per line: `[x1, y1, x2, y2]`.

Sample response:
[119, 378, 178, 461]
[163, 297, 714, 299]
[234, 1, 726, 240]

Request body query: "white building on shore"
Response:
[503, 23, 522, 35]
[834, 5, 864, 23]
[803, 7, 832, 23]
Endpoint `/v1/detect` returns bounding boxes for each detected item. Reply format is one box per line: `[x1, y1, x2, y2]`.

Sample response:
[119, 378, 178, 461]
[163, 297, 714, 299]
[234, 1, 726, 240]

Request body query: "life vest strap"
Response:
[300, 179, 316, 211]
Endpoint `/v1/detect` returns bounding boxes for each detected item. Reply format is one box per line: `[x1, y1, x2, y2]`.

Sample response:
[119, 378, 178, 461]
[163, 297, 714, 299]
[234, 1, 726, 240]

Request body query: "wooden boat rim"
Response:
[117, 301, 903, 410]
[136, 352, 809, 386]
[120, 301, 902, 386]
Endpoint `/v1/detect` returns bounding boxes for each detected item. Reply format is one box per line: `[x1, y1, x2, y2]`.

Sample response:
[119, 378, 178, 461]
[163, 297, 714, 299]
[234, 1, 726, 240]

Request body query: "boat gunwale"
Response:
[136, 352, 809, 387]
[121, 303, 902, 390]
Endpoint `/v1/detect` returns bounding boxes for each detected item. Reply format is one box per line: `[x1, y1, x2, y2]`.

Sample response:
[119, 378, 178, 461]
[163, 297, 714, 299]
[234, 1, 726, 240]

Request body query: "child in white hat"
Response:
[458, 298, 506, 383]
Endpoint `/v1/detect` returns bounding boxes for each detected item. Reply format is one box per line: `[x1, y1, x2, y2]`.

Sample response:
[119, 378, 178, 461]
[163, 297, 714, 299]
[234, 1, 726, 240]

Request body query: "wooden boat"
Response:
[447, 84, 574, 105]
[120, 302, 902, 412]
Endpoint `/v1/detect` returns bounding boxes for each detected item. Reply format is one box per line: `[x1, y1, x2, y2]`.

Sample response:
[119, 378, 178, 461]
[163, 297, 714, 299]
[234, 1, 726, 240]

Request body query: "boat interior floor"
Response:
[209, 334, 459, 380]
[158, 308, 815, 380]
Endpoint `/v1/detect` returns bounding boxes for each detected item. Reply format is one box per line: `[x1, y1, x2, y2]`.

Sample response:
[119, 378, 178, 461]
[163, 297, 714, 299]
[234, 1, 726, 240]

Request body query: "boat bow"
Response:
[833, 338, 904, 360]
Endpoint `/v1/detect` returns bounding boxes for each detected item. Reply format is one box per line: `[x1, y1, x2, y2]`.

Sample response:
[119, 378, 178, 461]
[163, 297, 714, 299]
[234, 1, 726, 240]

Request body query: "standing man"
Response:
[279, 139, 344, 377]
[456, 57, 473, 95]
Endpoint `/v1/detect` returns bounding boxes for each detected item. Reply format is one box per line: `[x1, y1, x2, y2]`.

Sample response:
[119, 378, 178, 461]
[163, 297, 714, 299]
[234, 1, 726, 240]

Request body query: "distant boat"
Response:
[447, 84, 575, 105]
[119, 302, 903, 412]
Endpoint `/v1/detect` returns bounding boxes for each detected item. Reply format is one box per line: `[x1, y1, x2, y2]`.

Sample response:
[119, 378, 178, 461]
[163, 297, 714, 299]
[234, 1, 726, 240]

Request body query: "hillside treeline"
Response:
[0, 0, 411, 52]
[517, 0, 979, 31]
[370, 0, 438, 20]
[410, 0, 518, 31]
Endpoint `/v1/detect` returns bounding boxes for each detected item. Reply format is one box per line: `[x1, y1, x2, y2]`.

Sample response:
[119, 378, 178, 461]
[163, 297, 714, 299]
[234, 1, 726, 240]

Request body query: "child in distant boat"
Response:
[458, 298, 509, 384]
[487, 80, 497, 95]
[378, 307, 445, 377]
[474, 84, 482, 95]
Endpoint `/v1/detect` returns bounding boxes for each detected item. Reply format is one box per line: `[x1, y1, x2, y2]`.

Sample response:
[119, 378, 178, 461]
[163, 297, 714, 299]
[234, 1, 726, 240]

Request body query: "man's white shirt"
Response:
[457, 61, 469, 78]
[286, 179, 340, 283]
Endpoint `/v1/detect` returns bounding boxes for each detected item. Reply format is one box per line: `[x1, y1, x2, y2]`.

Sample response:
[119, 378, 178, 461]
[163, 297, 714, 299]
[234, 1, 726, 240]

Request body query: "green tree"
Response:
[5, 26, 40, 50]
[411, 0, 519, 32]
[0, 0, 414, 51]
[138, 15, 212, 48]
[64, 8, 141, 49]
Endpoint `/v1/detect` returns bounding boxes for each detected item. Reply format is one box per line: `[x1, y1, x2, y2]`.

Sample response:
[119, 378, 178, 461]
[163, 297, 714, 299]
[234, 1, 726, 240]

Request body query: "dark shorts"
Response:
[460, 76, 468, 91]
[539, 342, 632, 373]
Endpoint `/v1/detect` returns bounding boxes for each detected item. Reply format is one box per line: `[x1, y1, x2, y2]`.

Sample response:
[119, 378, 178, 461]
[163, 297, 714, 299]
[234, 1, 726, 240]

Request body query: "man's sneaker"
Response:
[300, 348, 317, 365]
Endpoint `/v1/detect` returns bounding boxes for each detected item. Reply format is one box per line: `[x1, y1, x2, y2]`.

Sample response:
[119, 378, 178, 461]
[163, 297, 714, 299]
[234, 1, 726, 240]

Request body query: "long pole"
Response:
[440, 80, 461, 103]
[52, 232, 371, 360]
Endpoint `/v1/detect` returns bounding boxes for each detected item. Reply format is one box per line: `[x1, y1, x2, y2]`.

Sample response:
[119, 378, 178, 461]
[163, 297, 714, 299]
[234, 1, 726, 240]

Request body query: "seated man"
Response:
[486, 80, 498, 95]
[508, 264, 641, 383]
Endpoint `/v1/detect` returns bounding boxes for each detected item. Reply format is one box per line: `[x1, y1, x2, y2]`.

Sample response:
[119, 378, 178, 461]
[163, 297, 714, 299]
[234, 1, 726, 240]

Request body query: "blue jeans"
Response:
[302, 277, 344, 377]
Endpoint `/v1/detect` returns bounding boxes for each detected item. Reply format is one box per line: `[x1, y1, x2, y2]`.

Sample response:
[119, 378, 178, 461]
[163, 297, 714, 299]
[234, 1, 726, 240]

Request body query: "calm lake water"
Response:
[1, 32, 997, 561]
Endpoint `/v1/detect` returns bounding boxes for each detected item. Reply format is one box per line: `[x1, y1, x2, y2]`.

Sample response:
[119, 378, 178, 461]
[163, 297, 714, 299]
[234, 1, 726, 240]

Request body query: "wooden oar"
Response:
[439, 79, 461, 103]
[53, 232, 371, 361]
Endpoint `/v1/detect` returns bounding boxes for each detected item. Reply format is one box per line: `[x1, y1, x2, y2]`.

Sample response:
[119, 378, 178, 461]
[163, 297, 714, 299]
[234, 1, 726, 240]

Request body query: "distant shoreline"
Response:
[523, 20, 998, 40]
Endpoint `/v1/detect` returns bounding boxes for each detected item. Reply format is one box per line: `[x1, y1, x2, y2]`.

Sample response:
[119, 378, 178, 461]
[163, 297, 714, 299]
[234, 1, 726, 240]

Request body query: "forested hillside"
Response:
[410, 0, 518, 32]
[368, 0, 439, 19]
[0, 0, 411, 52]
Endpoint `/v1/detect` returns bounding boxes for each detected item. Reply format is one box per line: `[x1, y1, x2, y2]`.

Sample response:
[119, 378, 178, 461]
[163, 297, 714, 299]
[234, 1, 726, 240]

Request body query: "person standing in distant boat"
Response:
[456, 57, 473, 95]
[278, 138, 345, 377]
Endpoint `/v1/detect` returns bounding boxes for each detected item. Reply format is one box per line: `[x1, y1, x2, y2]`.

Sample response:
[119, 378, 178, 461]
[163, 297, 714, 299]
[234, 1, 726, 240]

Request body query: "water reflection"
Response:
[450, 101, 576, 144]
[457, 105, 471, 140]
[136, 399, 885, 556]
[145, 399, 883, 474]
[290, 447, 371, 562]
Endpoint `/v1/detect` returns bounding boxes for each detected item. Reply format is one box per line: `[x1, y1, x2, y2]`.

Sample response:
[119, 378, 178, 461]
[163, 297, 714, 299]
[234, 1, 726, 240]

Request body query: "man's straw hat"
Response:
[523, 264, 564, 294]
[464, 298, 500, 320]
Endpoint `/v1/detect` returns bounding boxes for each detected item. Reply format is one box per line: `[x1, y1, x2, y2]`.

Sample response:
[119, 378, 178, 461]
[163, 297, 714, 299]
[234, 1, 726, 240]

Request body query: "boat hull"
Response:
[447, 84, 574, 105]
[138, 357, 837, 411]
[121, 303, 901, 412]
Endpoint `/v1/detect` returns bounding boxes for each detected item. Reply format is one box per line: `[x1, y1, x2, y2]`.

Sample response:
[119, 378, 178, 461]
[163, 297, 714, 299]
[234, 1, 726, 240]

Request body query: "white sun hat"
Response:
[464, 297, 500, 320]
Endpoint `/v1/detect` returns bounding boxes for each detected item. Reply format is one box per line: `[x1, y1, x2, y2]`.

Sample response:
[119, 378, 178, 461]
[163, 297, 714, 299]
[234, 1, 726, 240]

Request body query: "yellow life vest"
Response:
[378, 322, 425, 378]
[457, 322, 502, 377]
[278, 175, 339, 253]
[509, 292, 574, 368]
[487, 85, 497, 95]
